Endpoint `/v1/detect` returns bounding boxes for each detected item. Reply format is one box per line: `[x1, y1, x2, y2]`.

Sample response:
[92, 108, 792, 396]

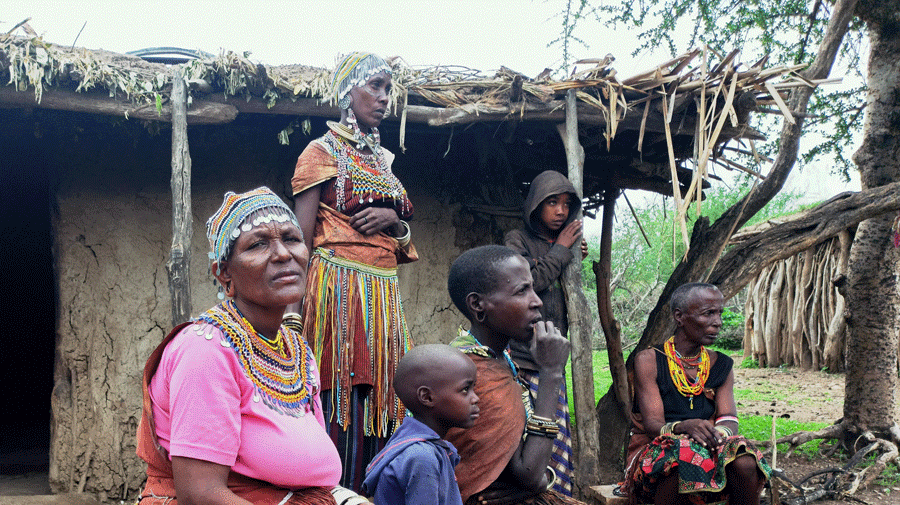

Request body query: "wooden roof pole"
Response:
[167, 66, 192, 326]
[557, 89, 600, 495]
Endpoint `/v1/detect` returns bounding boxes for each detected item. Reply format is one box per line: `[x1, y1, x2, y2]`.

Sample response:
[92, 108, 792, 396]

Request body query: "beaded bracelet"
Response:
[527, 415, 558, 428]
[526, 428, 558, 438]
[715, 425, 734, 438]
[526, 415, 560, 437]
[332, 486, 368, 505]
[715, 415, 739, 426]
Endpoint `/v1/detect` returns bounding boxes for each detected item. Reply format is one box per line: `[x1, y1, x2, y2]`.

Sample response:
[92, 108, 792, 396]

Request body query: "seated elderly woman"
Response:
[623, 283, 772, 505]
[444, 245, 586, 505]
[136, 187, 369, 505]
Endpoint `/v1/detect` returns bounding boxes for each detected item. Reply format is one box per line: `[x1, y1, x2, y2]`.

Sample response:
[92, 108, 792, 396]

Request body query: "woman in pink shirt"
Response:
[136, 187, 370, 505]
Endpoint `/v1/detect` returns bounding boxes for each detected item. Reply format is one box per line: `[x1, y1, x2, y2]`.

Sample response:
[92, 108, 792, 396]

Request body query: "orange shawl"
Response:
[444, 354, 527, 503]
[291, 136, 417, 267]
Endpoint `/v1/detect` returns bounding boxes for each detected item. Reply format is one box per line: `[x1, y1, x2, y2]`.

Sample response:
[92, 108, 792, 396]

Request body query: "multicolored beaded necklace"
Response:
[319, 130, 409, 215]
[197, 300, 317, 417]
[461, 330, 534, 419]
[663, 336, 710, 409]
[467, 331, 519, 377]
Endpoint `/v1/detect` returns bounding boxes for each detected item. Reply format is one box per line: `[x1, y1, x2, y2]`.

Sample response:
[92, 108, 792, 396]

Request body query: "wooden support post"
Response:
[167, 66, 192, 326]
[595, 190, 630, 416]
[557, 89, 601, 495]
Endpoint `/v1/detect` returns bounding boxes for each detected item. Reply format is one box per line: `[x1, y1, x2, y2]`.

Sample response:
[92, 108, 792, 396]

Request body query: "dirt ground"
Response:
[732, 362, 900, 505]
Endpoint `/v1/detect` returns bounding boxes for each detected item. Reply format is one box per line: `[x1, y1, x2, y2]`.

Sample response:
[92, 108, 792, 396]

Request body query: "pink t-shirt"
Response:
[149, 321, 342, 489]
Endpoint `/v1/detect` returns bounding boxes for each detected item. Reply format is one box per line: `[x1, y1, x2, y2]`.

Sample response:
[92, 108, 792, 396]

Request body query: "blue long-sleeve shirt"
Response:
[362, 417, 463, 505]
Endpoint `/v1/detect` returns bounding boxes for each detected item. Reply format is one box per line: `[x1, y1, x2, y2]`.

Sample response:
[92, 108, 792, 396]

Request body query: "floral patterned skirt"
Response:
[623, 434, 772, 505]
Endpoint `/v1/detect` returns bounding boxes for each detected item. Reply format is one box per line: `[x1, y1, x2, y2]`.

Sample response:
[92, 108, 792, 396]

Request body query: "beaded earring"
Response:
[346, 107, 381, 151]
[338, 94, 351, 110]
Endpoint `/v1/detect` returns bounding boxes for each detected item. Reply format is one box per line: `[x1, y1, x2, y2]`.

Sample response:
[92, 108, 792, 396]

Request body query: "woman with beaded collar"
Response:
[136, 187, 371, 505]
[290, 52, 417, 491]
[622, 283, 771, 505]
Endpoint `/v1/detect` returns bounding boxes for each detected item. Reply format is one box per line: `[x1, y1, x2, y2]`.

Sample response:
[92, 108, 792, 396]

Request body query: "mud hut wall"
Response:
[41, 111, 510, 498]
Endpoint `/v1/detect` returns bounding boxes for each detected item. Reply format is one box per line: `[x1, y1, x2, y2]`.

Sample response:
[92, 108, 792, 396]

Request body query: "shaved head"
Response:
[669, 282, 719, 313]
[394, 344, 475, 415]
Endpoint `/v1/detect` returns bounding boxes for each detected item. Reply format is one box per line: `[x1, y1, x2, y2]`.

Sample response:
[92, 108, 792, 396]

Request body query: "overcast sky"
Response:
[2, 0, 648, 76]
[2, 1, 860, 236]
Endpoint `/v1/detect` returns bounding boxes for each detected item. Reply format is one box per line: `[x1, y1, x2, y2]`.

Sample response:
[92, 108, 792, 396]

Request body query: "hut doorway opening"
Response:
[1, 111, 56, 477]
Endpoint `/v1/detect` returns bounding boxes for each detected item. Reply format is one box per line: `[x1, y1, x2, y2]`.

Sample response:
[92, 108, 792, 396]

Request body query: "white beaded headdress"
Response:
[331, 52, 392, 110]
[205, 187, 300, 271]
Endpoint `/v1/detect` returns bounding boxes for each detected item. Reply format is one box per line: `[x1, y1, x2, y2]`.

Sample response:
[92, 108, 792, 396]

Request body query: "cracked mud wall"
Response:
[47, 113, 319, 501]
[41, 112, 511, 500]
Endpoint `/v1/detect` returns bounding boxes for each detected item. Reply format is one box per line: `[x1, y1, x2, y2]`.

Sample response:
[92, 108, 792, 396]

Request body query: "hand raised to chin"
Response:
[530, 321, 570, 374]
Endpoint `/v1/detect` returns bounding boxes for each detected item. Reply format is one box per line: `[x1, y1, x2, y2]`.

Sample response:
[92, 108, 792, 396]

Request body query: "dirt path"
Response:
[733, 361, 900, 505]
[733, 363, 846, 424]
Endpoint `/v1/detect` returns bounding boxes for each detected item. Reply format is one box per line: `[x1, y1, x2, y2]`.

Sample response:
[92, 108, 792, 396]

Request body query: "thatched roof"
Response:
[0, 23, 823, 214]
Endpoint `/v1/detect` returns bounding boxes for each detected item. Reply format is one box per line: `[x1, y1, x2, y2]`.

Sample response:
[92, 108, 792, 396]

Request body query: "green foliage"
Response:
[740, 357, 760, 369]
[582, 176, 802, 346]
[551, 0, 867, 178]
[716, 308, 744, 350]
[877, 462, 900, 487]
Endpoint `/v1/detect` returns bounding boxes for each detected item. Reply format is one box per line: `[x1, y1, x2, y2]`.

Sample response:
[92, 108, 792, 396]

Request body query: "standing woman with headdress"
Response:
[290, 52, 417, 492]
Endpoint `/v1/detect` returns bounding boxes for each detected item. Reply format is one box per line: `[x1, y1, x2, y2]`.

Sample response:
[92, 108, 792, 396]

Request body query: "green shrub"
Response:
[715, 308, 744, 350]
[741, 357, 760, 369]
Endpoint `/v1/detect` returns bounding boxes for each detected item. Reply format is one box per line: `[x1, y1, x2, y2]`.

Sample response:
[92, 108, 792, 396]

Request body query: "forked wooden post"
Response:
[167, 66, 192, 326]
[557, 89, 601, 494]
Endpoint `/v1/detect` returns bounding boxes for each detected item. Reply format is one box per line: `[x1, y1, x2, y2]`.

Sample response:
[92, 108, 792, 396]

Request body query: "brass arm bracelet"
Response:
[282, 312, 303, 332]
[396, 220, 411, 248]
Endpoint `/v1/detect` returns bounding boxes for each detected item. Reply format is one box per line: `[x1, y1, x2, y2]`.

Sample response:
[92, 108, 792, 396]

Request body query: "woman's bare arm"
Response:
[504, 322, 570, 493]
[293, 183, 323, 255]
[633, 348, 666, 436]
[171, 457, 252, 505]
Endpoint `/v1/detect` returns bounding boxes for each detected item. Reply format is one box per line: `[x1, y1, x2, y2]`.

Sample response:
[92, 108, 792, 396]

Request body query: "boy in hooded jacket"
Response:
[503, 169, 587, 496]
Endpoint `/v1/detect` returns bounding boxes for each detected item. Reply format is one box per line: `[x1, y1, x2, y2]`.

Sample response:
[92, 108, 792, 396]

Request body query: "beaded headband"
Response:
[205, 187, 300, 270]
[331, 52, 393, 108]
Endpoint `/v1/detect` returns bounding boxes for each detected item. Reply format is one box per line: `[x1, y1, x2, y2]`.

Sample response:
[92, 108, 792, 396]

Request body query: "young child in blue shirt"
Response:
[362, 344, 480, 505]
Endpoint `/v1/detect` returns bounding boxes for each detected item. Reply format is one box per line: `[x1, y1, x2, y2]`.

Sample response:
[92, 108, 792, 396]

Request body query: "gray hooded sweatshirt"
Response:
[503, 170, 581, 371]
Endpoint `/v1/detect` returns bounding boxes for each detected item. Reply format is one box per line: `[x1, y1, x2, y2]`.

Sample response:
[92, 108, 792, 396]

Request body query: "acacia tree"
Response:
[558, 0, 900, 488]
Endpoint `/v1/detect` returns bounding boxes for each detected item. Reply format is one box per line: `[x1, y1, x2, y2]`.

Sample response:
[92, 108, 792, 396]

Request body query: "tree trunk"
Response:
[592, 190, 631, 477]
[822, 230, 851, 371]
[595, 0, 859, 468]
[844, 0, 900, 437]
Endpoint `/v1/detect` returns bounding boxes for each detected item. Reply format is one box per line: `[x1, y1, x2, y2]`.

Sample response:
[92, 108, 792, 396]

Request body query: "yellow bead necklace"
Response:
[664, 336, 710, 409]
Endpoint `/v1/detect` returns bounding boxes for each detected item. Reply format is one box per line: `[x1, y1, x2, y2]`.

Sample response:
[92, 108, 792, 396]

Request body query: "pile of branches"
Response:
[760, 423, 900, 505]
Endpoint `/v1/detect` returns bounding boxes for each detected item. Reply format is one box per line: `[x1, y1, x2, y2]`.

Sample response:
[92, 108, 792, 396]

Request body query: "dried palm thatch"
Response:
[1, 20, 826, 249]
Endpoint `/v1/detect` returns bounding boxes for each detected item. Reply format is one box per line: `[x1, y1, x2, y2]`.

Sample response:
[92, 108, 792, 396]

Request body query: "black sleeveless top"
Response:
[635, 346, 733, 422]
